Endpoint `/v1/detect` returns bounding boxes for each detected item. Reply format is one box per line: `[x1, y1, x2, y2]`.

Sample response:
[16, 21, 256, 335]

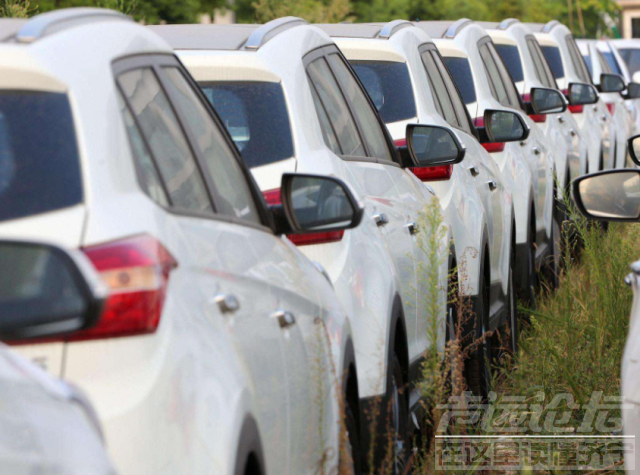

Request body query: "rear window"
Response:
[541, 46, 565, 80]
[350, 61, 417, 124]
[494, 44, 524, 83]
[0, 92, 82, 223]
[619, 48, 640, 75]
[200, 82, 294, 169]
[442, 57, 477, 104]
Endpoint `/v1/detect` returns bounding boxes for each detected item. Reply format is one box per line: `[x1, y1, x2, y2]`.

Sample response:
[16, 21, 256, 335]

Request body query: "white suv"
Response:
[318, 21, 520, 396]
[153, 19, 457, 471]
[0, 9, 366, 475]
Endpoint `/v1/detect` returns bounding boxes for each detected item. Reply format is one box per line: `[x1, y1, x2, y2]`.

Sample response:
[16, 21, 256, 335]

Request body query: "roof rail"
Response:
[444, 18, 472, 39]
[244, 16, 308, 50]
[542, 20, 560, 33]
[498, 18, 520, 30]
[16, 8, 131, 44]
[378, 20, 413, 39]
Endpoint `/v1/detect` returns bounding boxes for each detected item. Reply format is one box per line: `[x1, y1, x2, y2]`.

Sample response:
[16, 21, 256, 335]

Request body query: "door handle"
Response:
[519, 140, 527, 147]
[214, 293, 240, 314]
[570, 129, 577, 137]
[593, 105, 598, 112]
[558, 115, 565, 123]
[532, 147, 541, 155]
[487, 180, 498, 191]
[373, 213, 389, 227]
[468, 165, 480, 177]
[601, 115, 608, 121]
[271, 310, 296, 329]
[405, 222, 419, 235]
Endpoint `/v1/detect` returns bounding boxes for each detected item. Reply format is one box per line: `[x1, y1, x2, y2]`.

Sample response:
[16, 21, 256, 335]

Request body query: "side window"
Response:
[161, 67, 260, 224]
[566, 35, 591, 83]
[486, 42, 521, 109]
[118, 68, 212, 213]
[527, 39, 553, 88]
[309, 83, 342, 155]
[480, 43, 510, 105]
[118, 93, 169, 207]
[597, 50, 613, 74]
[326, 54, 392, 161]
[421, 50, 459, 126]
[431, 50, 474, 135]
[307, 57, 365, 157]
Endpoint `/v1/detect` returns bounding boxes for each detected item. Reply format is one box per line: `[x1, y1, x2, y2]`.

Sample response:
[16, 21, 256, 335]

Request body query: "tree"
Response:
[253, 0, 351, 23]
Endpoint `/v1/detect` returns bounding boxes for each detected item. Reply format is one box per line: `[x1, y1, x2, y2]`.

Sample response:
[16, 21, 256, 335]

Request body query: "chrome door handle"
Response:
[570, 129, 577, 137]
[487, 180, 498, 191]
[602, 115, 608, 121]
[405, 222, 419, 235]
[468, 165, 480, 177]
[271, 310, 296, 329]
[519, 140, 527, 147]
[558, 115, 565, 123]
[214, 293, 240, 314]
[373, 213, 389, 227]
[532, 147, 541, 155]
[593, 105, 598, 112]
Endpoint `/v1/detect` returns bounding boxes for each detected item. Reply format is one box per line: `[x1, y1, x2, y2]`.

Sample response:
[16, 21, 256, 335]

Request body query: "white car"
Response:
[527, 21, 616, 173]
[0, 238, 115, 475]
[152, 19, 457, 471]
[483, 20, 588, 197]
[571, 136, 640, 474]
[577, 39, 634, 169]
[415, 20, 562, 295]
[317, 21, 520, 396]
[0, 9, 367, 475]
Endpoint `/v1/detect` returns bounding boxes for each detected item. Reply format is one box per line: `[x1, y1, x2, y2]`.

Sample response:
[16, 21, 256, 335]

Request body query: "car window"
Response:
[619, 48, 640, 75]
[200, 82, 294, 169]
[421, 50, 459, 127]
[309, 82, 342, 155]
[603, 50, 623, 76]
[307, 57, 365, 157]
[582, 52, 593, 75]
[350, 60, 417, 124]
[118, 68, 212, 214]
[432, 50, 474, 135]
[597, 50, 613, 74]
[118, 93, 169, 207]
[527, 39, 554, 88]
[326, 54, 393, 161]
[162, 67, 260, 224]
[0, 91, 83, 223]
[494, 44, 524, 83]
[480, 43, 510, 105]
[566, 35, 591, 83]
[487, 42, 522, 109]
[442, 56, 477, 105]
[540, 45, 566, 81]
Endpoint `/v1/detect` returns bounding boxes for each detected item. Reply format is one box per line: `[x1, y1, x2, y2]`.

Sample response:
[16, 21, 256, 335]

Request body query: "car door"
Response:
[115, 56, 313, 475]
[305, 48, 419, 352]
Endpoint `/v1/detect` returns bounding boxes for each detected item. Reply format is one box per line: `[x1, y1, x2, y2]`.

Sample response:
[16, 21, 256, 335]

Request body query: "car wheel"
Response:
[387, 354, 408, 475]
[465, 262, 492, 399]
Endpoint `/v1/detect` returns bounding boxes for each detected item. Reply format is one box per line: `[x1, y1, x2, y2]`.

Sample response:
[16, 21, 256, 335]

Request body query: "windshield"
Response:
[494, 44, 524, 83]
[620, 48, 640, 75]
[200, 82, 294, 169]
[350, 61, 417, 124]
[442, 56, 477, 105]
[0, 91, 82, 223]
[540, 45, 565, 81]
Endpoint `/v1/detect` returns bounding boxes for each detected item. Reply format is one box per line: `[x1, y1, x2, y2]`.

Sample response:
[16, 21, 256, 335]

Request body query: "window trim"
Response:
[112, 53, 275, 235]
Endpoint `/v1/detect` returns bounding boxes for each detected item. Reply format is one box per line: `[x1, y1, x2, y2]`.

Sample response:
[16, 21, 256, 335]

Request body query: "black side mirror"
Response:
[271, 173, 364, 236]
[573, 169, 640, 222]
[625, 82, 640, 100]
[0, 240, 107, 341]
[398, 124, 465, 170]
[477, 109, 530, 144]
[628, 134, 640, 166]
[529, 87, 567, 114]
[599, 73, 626, 93]
[568, 82, 599, 105]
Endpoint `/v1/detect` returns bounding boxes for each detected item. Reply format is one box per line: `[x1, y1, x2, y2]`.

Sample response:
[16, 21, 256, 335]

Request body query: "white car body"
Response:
[321, 23, 513, 331]
[153, 19, 452, 462]
[577, 39, 633, 168]
[623, 261, 640, 474]
[528, 22, 616, 173]
[0, 344, 115, 475]
[0, 10, 358, 475]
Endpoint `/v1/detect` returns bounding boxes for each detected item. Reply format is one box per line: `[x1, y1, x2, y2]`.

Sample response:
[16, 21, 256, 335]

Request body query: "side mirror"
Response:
[478, 109, 530, 144]
[568, 82, 599, 105]
[398, 124, 465, 169]
[529, 87, 567, 114]
[625, 82, 640, 100]
[599, 73, 626, 93]
[628, 134, 640, 166]
[0, 240, 107, 341]
[573, 169, 640, 222]
[272, 173, 364, 236]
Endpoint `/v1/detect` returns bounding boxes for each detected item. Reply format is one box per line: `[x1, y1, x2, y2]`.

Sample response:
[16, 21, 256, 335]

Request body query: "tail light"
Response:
[394, 138, 407, 148]
[568, 105, 584, 114]
[262, 189, 344, 246]
[606, 103, 615, 115]
[474, 117, 505, 153]
[71, 234, 177, 341]
[410, 165, 453, 181]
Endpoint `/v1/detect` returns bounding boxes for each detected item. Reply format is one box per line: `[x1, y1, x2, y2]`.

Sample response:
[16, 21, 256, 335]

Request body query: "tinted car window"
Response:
[201, 82, 294, 169]
[597, 50, 613, 74]
[350, 60, 417, 123]
[480, 43, 510, 105]
[431, 50, 474, 135]
[528, 39, 554, 88]
[307, 57, 365, 157]
[582, 53, 593, 75]
[0, 92, 82, 223]
[327, 54, 393, 161]
[421, 51, 459, 126]
[603, 51, 623, 76]
[119, 68, 212, 213]
[442, 57, 477, 104]
[541, 45, 565, 81]
[309, 83, 342, 155]
[494, 44, 524, 83]
[566, 36, 591, 83]
[619, 48, 640, 75]
[487, 42, 522, 109]
[162, 67, 260, 224]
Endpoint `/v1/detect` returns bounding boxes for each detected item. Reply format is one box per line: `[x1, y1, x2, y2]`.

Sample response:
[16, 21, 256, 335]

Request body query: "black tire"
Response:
[518, 216, 537, 309]
[343, 400, 361, 475]
[387, 354, 408, 475]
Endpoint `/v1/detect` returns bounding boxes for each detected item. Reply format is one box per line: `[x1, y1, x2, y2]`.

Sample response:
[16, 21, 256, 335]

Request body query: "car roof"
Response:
[316, 21, 415, 40]
[412, 21, 453, 38]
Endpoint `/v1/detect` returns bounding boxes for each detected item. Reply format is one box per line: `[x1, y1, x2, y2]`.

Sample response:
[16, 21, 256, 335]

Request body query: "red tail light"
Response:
[529, 114, 547, 123]
[568, 105, 583, 114]
[410, 165, 453, 181]
[474, 117, 505, 153]
[394, 138, 407, 147]
[68, 235, 177, 341]
[606, 103, 615, 115]
[263, 189, 345, 246]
